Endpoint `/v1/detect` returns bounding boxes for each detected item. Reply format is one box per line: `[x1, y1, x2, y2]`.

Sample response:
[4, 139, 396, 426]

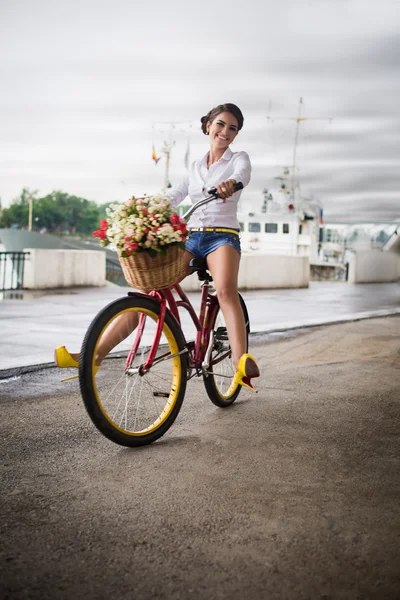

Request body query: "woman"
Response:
[55, 103, 260, 391]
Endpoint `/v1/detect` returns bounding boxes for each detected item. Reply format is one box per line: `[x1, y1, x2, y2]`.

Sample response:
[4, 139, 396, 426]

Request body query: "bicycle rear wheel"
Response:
[203, 293, 250, 408]
[79, 295, 188, 446]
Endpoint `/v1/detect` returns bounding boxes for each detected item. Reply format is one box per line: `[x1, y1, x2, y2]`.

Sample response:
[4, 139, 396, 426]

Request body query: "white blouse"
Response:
[167, 147, 251, 229]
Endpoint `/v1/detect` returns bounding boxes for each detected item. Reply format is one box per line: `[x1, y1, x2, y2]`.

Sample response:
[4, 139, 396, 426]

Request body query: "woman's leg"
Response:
[205, 245, 246, 369]
[68, 311, 139, 365]
[175, 251, 197, 283]
[96, 251, 194, 361]
[68, 251, 195, 364]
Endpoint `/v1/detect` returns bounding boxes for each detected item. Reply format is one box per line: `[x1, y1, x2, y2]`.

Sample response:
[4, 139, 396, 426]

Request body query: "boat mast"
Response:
[153, 120, 193, 193]
[291, 97, 303, 208]
[267, 98, 332, 211]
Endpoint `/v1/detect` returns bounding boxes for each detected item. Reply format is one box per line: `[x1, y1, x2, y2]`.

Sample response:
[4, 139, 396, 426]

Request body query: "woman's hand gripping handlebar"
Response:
[182, 181, 244, 221]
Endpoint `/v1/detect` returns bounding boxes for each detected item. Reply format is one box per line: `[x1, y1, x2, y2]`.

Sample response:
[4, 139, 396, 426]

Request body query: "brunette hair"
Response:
[200, 103, 244, 135]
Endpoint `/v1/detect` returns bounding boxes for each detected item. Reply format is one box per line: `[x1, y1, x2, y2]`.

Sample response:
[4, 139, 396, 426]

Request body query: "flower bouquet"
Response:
[93, 194, 188, 292]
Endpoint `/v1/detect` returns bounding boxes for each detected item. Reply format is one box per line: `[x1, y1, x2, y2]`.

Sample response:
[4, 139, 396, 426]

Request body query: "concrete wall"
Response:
[21, 249, 308, 291]
[180, 254, 310, 291]
[347, 250, 400, 283]
[23, 249, 106, 289]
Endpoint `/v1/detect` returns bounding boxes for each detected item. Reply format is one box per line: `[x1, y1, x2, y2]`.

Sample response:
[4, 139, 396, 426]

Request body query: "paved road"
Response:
[1, 317, 399, 599]
[0, 281, 399, 372]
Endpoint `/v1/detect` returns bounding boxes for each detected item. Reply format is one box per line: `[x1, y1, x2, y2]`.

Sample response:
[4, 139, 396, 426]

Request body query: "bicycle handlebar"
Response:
[182, 181, 244, 221]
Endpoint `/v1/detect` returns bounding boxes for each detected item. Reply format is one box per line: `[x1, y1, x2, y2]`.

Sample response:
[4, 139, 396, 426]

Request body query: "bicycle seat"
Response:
[189, 258, 208, 271]
[189, 258, 213, 282]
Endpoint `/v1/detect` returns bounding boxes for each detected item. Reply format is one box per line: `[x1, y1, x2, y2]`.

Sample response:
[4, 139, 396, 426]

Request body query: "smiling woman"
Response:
[55, 102, 260, 392]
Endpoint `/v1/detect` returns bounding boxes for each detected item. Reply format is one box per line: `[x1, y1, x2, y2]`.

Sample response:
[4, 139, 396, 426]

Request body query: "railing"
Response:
[0, 252, 30, 292]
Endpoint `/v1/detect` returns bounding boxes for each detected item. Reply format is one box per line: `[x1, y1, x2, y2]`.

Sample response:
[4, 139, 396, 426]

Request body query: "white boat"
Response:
[238, 167, 323, 265]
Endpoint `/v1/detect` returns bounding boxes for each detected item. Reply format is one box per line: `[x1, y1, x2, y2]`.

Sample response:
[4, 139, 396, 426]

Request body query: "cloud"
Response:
[0, 0, 399, 222]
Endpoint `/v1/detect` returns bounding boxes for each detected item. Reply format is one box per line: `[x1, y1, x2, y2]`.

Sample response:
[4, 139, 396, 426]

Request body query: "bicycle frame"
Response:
[123, 183, 244, 375]
[125, 280, 225, 375]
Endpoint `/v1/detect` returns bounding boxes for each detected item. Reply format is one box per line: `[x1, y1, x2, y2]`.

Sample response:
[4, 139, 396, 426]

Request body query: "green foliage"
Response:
[0, 188, 32, 229]
[0, 189, 115, 234]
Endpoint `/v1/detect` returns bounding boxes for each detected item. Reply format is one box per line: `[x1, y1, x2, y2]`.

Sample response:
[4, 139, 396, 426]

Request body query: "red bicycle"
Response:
[79, 184, 250, 446]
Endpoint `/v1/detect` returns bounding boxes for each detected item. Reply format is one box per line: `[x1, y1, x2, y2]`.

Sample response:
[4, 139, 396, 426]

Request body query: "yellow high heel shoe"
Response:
[233, 353, 260, 393]
[54, 346, 79, 369]
[54, 346, 99, 382]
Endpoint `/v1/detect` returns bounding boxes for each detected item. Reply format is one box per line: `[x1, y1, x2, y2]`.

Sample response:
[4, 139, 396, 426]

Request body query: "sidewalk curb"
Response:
[1, 309, 399, 381]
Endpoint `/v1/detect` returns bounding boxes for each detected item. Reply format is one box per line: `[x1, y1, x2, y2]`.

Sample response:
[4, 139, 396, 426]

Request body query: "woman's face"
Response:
[207, 111, 239, 151]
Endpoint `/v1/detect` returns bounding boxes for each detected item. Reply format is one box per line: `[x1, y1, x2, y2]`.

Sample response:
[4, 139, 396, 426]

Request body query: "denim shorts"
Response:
[185, 230, 241, 259]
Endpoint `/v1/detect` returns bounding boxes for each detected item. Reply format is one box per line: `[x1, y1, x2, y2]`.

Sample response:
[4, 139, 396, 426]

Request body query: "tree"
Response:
[0, 189, 111, 235]
[0, 188, 37, 229]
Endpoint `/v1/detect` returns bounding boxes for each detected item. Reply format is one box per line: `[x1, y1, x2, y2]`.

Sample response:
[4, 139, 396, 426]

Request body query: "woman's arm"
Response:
[217, 151, 252, 199]
[165, 174, 189, 208]
[230, 151, 251, 188]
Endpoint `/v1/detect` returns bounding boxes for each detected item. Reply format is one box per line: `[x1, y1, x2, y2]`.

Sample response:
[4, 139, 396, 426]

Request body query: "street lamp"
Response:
[28, 195, 33, 231]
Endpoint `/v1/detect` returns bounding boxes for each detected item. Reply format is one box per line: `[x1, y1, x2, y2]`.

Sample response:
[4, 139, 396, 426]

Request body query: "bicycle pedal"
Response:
[60, 374, 79, 383]
[215, 326, 228, 340]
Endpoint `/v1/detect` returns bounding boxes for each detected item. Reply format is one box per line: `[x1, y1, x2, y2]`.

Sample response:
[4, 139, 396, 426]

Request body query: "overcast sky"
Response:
[1, 0, 399, 223]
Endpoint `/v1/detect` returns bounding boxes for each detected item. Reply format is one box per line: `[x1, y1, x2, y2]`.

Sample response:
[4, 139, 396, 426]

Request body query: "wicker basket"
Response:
[118, 244, 186, 293]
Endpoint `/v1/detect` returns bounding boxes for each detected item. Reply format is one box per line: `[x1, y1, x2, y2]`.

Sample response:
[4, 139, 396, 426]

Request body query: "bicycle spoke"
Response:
[203, 294, 249, 407]
[81, 297, 187, 445]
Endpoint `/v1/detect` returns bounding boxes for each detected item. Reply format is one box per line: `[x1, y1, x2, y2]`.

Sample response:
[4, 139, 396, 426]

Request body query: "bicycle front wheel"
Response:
[203, 293, 250, 408]
[79, 295, 188, 447]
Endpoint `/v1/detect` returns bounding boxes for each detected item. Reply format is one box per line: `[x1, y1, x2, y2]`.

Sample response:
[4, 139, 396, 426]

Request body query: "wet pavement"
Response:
[0, 281, 399, 373]
[1, 317, 399, 599]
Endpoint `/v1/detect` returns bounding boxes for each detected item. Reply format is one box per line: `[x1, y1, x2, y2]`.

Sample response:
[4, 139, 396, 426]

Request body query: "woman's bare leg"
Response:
[96, 311, 139, 362]
[69, 251, 195, 364]
[68, 312, 139, 364]
[175, 250, 196, 283]
[205, 246, 246, 369]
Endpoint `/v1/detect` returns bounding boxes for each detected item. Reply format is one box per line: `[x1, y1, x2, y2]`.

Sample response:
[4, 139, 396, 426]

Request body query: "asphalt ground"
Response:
[1, 316, 399, 599]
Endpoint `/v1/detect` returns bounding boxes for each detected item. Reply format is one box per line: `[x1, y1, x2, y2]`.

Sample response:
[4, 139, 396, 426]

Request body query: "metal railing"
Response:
[0, 252, 30, 292]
